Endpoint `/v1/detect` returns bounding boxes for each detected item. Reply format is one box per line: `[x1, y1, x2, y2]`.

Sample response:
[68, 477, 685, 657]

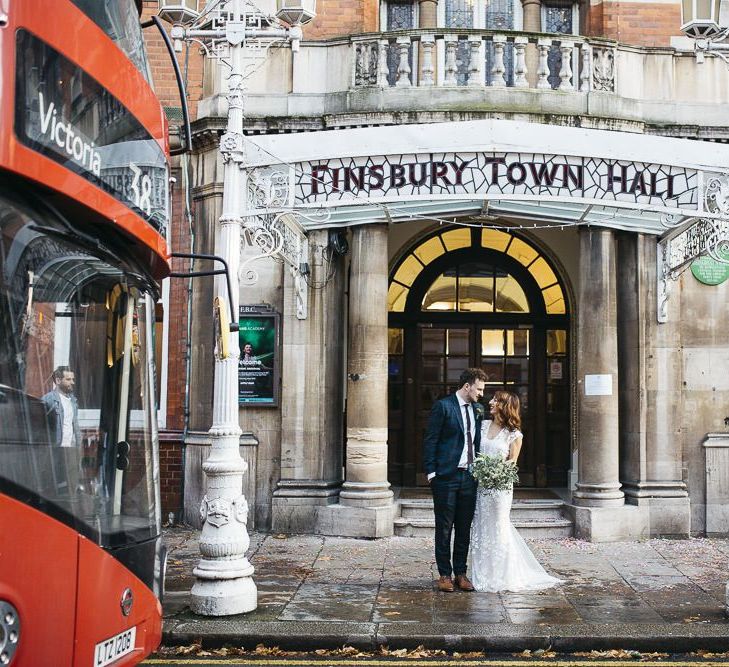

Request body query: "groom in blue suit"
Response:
[423, 368, 486, 592]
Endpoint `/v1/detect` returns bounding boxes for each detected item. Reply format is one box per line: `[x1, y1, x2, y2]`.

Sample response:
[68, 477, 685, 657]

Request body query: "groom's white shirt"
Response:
[427, 394, 475, 481]
[456, 394, 476, 470]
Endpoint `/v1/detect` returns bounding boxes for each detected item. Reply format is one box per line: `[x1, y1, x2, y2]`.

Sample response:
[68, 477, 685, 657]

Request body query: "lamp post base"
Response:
[190, 564, 257, 616]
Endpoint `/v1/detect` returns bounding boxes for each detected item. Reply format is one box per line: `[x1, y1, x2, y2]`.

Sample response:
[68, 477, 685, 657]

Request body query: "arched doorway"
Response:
[387, 226, 571, 488]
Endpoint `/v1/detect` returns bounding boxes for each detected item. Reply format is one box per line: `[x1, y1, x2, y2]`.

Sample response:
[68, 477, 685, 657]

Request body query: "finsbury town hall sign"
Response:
[295, 152, 699, 210]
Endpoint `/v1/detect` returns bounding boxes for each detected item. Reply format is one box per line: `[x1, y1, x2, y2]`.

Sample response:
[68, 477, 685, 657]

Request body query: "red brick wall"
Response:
[141, 1, 204, 119]
[585, 2, 682, 46]
[304, 0, 379, 39]
[303, 0, 680, 45]
[159, 435, 184, 519]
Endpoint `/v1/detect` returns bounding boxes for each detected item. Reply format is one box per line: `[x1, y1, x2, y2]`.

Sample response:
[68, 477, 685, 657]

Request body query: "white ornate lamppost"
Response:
[158, 0, 316, 616]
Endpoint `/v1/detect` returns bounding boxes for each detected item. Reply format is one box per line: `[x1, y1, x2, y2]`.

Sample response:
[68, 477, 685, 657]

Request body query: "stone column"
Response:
[271, 230, 347, 533]
[417, 0, 438, 85]
[574, 228, 623, 508]
[617, 233, 689, 536]
[320, 224, 395, 537]
[572, 228, 647, 541]
[521, 0, 541, 87]
[418, 0, 438, 27]
[342, 223, 393, 506]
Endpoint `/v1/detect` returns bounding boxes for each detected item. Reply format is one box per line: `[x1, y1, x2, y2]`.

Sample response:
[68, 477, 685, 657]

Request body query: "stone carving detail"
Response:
[199, 495, 232, 528]
[443, 38, 458, 86]
[233, 496, 250, 524]
[240, 213, 310, 319]
[579, 45, 590, 92]
[656, 241, 671, 324]
[395, 37, 412, 87]
[558, 41, 574, 91]
[592, 47, 615, 92]
[248, 167, 290, 209]
[660, 212, 685, 229]
[220, 131, 246, 164]
[293, 268, 308, 320]
[355, 41, 379, 86]
[490, 36, 506, 87]
[705, 175, 729, 216]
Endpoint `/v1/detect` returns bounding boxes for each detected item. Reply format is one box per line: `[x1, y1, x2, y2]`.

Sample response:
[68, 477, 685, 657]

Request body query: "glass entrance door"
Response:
[479, 326, 535, 485]
[399, 325, 537, 486]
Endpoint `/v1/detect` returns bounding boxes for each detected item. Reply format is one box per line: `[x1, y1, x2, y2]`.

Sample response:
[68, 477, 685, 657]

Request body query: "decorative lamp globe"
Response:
[276, 0, 317, 25]
[680, 0, 723, 38]
[158, 0, 200, 25]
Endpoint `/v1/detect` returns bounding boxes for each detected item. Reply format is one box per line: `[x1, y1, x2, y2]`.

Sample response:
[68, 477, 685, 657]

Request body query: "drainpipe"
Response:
[179, 42, 195, 525]
[179, 149, 194, 524]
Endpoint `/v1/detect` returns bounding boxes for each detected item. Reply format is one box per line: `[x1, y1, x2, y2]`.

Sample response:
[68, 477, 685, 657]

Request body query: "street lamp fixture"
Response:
[680, 0, 722, 37]
[158, 0, 199, 26]
[276, 0, 317, 26]
[679, 0, 729, 60]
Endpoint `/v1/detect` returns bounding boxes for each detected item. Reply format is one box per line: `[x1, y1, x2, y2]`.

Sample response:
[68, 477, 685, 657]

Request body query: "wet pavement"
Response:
[162, 527, 729, 652]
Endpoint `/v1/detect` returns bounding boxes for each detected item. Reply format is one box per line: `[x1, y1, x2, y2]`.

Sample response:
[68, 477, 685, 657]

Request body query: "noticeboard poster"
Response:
[238, 307, 279, 406]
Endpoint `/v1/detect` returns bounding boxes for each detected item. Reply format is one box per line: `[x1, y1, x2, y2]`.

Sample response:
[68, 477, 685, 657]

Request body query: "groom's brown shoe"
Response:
[455, 575, 475, 591]
[437, 576, 454, 592]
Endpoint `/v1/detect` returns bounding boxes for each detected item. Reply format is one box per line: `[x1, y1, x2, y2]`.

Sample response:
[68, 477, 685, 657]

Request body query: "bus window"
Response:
[0, 192, 160, 549]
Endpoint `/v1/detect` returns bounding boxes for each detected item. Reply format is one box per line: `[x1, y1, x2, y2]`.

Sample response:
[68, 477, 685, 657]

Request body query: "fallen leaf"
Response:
[174, 642, 202, 655]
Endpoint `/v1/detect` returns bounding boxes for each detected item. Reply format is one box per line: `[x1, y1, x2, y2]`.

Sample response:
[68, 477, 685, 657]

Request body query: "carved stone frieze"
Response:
[248, 167, 291, 209]
[220, 131, 246, 164]
[705, 175, 729, 217]
[354, 41, 380, 87]
[592, 47, 615, 93]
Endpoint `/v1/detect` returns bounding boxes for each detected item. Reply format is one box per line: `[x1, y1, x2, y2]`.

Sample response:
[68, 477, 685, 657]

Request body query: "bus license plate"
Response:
[93, 626, 136, 667]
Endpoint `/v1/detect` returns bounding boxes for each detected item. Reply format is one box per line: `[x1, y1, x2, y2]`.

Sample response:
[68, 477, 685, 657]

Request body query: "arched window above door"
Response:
[422, 263, 530, 313]
[388, 227, 566, 314]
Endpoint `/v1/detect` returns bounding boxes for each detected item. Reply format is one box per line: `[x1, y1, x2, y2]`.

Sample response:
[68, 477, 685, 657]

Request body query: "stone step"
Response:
[394, 497, 574, 539]
[399, 499, 567, 521]
[393, 516, 574, 539]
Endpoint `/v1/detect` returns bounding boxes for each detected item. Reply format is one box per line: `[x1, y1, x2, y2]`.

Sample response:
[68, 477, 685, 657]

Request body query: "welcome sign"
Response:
[295, 152, 699, 211]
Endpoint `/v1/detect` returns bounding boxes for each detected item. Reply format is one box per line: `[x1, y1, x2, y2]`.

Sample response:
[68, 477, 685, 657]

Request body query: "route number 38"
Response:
[130, 162, 152, 217]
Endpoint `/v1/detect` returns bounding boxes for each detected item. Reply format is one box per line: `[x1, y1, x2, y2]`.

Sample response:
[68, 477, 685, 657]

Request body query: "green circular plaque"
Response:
[691, 246, 729, 285]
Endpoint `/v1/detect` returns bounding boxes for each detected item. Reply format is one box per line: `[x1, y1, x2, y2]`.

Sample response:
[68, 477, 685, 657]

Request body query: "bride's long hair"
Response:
[492, 390, 521, 432]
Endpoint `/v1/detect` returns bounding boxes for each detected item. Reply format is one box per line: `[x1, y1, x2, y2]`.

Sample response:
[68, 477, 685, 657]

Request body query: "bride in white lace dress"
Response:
[470, 390, 563, 593]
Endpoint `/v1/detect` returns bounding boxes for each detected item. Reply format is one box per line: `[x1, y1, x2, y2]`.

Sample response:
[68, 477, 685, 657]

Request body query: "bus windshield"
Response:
[69, 0, 153, 83]
[0, 192, 161, 548]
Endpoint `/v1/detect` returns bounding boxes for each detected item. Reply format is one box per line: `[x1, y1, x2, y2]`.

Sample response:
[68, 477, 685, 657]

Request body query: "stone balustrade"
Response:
[352, 30, 615, 93]
[214, 28, 729, 131]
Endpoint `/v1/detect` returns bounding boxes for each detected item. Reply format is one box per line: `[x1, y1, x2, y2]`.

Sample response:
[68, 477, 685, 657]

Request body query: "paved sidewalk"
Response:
[162, 527, 729, 652]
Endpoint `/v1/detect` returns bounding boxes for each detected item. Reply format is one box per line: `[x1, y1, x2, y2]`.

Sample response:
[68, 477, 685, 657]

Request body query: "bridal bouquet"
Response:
[471, 454, 519, 492]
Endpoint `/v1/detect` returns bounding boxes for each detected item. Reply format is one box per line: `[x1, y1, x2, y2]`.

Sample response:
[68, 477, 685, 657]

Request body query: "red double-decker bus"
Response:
[0, 1, 170, 665]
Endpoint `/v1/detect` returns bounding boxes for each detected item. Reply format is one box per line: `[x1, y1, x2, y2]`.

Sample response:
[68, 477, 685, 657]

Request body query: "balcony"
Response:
[198, 29, 729, 134]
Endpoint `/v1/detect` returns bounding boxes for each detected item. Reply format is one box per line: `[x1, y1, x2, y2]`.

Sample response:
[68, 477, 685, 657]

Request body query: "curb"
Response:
[163, 620, 729, 653]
